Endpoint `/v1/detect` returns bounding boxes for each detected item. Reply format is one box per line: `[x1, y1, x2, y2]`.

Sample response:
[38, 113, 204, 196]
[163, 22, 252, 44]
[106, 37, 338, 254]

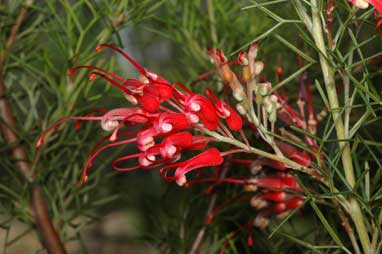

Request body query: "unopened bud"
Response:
[259, 82, 271, 96]
[269, 110, 277, 123]
[244, 184, 258, 192]
[243, 66, 251, 82]
[254, 61, 264, 76]
[221, 64, 233, 82]
[236, 103, 247, 115]
[250, 197, 268, 209]
[254, 214, 269, 230]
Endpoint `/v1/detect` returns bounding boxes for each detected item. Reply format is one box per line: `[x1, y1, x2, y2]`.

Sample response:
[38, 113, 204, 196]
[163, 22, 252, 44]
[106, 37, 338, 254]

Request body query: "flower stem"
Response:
[309, 0, 370, 252]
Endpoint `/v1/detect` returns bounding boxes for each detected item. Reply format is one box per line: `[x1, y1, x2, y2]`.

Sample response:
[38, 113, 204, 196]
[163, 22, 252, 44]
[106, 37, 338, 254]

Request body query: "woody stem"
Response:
[0, 1, 66, 253]
[309, 0, 370, 252]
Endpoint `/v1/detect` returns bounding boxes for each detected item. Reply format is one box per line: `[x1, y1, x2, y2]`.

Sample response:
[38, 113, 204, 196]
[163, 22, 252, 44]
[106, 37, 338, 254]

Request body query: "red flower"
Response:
[205, 88, 243, 131]
[176, 90, 219, 131]
[276, 141, 311, 167]
[161, 148, 224, 186]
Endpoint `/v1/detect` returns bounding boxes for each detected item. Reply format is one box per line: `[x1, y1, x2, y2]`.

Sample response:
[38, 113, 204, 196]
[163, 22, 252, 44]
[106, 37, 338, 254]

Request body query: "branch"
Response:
[308, 0, 370, 252]
[0, 1, 66, 253]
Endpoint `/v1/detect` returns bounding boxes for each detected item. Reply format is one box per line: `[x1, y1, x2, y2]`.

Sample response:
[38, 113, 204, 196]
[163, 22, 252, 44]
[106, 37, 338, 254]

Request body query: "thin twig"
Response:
[336, 204, 361, 254]
[0, 1, 66, 253]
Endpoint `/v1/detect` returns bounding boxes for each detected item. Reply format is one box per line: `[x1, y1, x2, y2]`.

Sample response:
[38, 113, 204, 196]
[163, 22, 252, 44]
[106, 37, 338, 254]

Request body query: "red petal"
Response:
[174, 148, 224, 185]
[137, 93, 160, 113]
[163, 132, 193, 148]
[225, 107, 243, 131]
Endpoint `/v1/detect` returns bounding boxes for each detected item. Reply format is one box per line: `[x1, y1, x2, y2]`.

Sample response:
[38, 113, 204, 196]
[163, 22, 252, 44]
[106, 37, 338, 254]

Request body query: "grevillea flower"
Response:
[161, 148, 224, 186]
[38, 44, 256, 188]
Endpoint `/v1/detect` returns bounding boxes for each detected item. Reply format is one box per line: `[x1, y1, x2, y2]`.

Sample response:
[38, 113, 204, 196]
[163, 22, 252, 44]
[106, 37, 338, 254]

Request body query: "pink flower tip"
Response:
[67, 69, 76, 76]
[89, 73, 97, 81]
[109, 132, 118, 142]
[36, 137, 44, 148]
[95, 44, 103, 52]
[206, 214, 214, 225]
[176, 175, 187, 186]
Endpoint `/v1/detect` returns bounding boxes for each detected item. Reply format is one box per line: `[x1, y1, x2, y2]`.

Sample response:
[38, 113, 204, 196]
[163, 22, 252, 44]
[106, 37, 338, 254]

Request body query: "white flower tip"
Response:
[176, 175, 187, 186]
[101, 119, 119, 131]
[190, 102, 201, 112]
[188, 113, 199, 123]
[351, 0, 369, 9]
[161, 123, 173, 133]
[167, 145, 177, 157]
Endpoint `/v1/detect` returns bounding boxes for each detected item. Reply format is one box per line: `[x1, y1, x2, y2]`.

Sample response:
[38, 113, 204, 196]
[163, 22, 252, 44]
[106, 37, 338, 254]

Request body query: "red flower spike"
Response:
[161, 148, 224, 186]
[206, 88, 243, 131]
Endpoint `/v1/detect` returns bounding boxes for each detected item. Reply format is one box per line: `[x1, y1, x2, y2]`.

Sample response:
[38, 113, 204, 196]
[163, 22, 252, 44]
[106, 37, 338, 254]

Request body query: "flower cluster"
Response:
[37, 44, 244, 187]
[37, 44, 322, 237]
